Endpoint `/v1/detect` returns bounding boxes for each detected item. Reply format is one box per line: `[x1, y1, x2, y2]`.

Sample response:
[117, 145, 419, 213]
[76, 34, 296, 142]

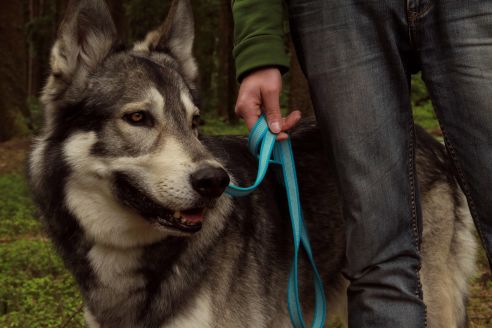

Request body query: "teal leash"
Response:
[225, 115, 327, 328]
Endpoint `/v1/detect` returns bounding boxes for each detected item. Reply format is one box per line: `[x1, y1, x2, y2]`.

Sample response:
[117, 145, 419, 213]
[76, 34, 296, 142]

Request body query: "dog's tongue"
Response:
[180, 208, 205, 223]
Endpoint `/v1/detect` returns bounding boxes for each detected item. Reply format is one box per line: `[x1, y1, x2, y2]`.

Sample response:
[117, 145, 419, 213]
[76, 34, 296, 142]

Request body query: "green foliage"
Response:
[27, 97, 43, 134]
[0, 240, 65, 277]
[413, 101, 438, 130]
[201, 114, 248, 136]
[0, 174, 40, 238]
[411, 74, 440, 132]
[0, 174, 84, 327]
[0, 240, 84, 328]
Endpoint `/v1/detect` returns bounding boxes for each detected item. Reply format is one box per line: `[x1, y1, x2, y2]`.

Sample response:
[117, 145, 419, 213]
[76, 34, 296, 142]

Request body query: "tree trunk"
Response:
[107, 0, 128, 41]
[0, 0, 29, 141]
[192, 0, 218, 114]
[217, 0, 237, 123]
[288, 37, 313, 117]
[27, 0, 39, 99]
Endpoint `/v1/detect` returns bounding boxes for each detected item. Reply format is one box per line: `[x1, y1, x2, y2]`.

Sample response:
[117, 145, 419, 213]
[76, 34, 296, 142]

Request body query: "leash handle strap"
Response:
[225, 116, 327, 328]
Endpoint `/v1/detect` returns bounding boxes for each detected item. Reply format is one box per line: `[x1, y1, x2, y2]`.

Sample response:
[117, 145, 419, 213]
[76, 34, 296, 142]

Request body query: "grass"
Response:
[0, 174, 85, 327]
[200, 114, 248, 136]
[411, 75, 441, 133]
[0, 76, 490, 326]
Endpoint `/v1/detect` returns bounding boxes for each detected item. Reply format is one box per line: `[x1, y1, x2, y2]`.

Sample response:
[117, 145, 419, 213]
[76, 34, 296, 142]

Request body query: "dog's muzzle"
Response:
[113, 168, 229, 234]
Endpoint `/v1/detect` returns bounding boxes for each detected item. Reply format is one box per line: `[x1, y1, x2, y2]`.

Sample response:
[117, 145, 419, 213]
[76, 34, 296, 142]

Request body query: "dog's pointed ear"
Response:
[134, 0, 197, 83]
[49, 0, 117, 83]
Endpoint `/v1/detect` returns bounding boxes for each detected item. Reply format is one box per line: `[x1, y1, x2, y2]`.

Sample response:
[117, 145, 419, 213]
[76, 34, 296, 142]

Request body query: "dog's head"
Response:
[35, 0, 231, 247]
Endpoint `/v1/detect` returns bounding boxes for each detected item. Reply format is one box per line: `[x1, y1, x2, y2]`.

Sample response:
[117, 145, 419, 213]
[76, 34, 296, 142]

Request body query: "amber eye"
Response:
[123, 111, 151, 126]
[130, 112, 143, 122]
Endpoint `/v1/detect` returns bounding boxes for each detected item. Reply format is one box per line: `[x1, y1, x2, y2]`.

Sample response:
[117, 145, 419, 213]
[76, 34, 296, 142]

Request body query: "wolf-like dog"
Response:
[29, 0, 477, 327]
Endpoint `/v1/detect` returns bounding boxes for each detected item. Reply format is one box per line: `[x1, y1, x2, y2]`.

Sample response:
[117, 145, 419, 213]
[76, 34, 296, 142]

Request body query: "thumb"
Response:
[261, 88, 282, 134]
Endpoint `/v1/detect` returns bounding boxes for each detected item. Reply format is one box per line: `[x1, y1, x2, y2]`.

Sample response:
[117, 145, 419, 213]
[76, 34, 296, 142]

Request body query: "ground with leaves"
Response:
[0, 112, 490, 327]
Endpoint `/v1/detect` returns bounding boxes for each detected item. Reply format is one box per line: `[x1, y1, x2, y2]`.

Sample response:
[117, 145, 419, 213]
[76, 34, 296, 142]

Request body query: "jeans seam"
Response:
[439, 126, 492, 262]
[407, 120, 428, 327]
[406, 0, 416, 47]
[406, 1, 434, 49]
[407, 3, 434, 22]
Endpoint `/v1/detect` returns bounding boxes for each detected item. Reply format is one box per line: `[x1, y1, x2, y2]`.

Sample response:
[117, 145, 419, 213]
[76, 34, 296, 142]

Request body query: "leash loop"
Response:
[225, 115, 327, 328]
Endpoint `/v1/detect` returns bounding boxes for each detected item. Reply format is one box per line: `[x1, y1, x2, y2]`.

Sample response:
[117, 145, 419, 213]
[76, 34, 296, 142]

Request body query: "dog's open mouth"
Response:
[114, 172, 208, 233]
[154, 207, 206, 232]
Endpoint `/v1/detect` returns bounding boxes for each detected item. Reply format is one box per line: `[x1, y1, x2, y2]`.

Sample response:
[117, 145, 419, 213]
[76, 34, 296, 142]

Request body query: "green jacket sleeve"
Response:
[232, 0, 290, 82]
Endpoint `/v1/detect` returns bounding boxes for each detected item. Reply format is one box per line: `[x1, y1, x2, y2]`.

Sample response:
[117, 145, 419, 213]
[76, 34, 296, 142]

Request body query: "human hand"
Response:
[235, 67, 301, 141]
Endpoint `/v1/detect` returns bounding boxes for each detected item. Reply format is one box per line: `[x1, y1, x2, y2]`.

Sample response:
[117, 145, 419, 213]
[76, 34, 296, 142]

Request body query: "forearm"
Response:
[232, 0, 290, 81]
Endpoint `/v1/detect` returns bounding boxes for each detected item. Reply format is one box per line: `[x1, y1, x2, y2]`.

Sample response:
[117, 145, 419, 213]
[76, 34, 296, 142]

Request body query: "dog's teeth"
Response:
[180, 218, 193, 226]
[173, 211, 181, 219]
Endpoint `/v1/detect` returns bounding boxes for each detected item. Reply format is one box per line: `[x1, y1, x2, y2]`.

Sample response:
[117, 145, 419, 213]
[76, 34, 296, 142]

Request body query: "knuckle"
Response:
[267, 113, 281, 122]
[265, 107, 280, 117]
[235, 101, 247, 113]
[263, 86, 279, 95]
[234, 103, 243, 112]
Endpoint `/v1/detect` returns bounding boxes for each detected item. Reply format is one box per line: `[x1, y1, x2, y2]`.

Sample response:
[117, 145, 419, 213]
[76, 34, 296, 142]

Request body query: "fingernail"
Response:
[270, 122, 281, 133]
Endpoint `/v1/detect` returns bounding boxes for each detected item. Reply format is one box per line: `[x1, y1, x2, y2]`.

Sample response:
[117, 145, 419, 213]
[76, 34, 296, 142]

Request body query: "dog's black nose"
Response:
[190, 167, 230, 198]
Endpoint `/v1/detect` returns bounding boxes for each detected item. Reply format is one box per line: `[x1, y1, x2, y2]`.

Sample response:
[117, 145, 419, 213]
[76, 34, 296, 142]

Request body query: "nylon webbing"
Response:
[225, 115, 327, 328]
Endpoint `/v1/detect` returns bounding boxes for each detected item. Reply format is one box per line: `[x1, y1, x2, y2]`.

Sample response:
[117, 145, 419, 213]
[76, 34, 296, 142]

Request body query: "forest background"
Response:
[0, 0, 490, 327]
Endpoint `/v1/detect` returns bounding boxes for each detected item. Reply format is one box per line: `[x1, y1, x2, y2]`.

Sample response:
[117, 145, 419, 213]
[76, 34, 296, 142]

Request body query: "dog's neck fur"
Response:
[70, 221, 218, 326]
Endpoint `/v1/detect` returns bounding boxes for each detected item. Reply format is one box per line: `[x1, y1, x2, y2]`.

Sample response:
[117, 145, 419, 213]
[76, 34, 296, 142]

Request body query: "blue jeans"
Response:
[287, 0, 492, 327]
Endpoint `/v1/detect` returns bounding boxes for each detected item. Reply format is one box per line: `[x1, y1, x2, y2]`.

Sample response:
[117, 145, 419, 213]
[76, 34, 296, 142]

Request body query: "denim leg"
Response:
[287, 1, 426, 327]
[417, 0, 492, 267]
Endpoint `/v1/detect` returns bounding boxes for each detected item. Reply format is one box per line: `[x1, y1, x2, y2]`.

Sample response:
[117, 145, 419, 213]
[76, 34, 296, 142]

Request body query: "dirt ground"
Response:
[0, 138, 30, 175]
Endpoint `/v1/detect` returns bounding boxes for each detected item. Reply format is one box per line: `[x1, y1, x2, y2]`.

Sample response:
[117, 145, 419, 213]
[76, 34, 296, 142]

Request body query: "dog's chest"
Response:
[160, 291, 213, 327]
[86, 243, 215, 326]
[88, 244, 145, 291]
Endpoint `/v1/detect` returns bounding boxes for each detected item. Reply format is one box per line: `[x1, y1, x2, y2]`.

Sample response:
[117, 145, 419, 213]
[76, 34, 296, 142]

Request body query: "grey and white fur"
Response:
[29, 0, 477, 327]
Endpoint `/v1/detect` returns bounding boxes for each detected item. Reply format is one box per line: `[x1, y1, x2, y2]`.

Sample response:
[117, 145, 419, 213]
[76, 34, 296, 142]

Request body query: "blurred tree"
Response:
[0, 0, 30, 141]
[192, 0, 219, 114]
[107, 0, 128, 41]
[26, 0, 59, 99]
[25, 0, 68, 132]
[124, 0, 170, 42]
[217, 0, 237, 122]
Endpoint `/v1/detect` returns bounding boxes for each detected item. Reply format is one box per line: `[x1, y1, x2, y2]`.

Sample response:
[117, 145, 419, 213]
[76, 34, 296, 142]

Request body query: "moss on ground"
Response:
[0, 174, 85, 327]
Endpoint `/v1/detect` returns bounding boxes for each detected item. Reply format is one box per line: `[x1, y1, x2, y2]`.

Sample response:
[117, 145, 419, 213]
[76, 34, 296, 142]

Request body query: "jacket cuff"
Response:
[233, 35, 290, 82]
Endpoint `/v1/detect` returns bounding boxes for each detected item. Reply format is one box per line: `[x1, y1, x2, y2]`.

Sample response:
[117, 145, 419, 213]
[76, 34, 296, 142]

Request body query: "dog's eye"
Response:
[123, 111, 151, 126]
[192, 114, 200, 129]
[129, 112, 144, 123]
